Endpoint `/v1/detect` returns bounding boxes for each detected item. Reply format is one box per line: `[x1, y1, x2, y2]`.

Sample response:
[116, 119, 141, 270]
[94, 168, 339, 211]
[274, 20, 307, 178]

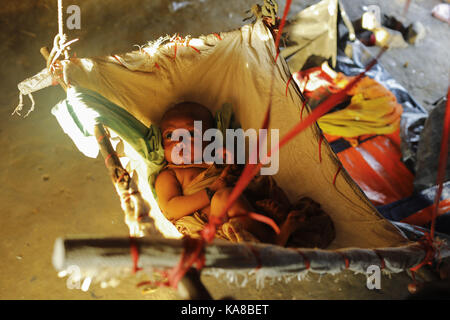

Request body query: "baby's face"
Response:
[161, 113, 211, 165]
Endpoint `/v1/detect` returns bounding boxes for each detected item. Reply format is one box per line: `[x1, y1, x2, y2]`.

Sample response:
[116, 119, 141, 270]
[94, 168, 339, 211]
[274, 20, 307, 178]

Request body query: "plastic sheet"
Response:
[333, 17, 450, 234]
[377, 182, 450, 234]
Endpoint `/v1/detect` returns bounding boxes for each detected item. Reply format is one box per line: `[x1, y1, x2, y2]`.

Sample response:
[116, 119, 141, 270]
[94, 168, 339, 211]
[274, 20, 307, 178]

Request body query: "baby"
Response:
[155, 102, 335, 246]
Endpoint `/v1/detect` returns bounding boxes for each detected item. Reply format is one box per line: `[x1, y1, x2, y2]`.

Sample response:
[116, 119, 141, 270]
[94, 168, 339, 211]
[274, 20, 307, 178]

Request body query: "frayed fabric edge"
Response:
[13, 67, 53, 117]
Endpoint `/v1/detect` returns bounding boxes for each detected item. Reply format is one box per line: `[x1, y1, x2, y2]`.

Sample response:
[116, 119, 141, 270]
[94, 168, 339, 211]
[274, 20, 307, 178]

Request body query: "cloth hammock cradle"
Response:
[16, 7, 450, 292]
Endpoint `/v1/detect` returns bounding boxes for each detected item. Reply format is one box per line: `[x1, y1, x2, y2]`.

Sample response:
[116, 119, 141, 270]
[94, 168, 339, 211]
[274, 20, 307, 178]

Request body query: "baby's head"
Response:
[160, 102, 214, 164]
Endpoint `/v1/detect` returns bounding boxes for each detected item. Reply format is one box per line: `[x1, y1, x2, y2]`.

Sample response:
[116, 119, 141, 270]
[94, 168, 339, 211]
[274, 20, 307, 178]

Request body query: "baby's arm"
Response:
[155, 169, 211, 221]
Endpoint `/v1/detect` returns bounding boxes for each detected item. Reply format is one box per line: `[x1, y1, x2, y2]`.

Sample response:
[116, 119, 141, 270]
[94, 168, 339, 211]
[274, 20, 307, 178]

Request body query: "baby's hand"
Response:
[209, 177, 227, 192]
[209, 166, 230, 191]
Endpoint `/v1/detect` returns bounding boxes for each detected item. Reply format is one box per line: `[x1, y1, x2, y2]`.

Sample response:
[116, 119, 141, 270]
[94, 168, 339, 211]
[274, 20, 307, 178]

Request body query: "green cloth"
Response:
[52, 86, 166, 194]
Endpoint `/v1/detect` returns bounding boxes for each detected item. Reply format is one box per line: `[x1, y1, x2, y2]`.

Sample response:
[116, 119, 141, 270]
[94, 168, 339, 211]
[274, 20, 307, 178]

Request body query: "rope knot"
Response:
[410, 232, 439, 274]
[47, 34, 79, 73]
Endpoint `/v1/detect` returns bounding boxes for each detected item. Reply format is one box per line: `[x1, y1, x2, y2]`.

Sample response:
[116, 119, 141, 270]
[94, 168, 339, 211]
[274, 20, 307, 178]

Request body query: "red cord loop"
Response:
[104, 152, 116, 166]
[166, 237, 205, 288]
[129, 237, 142, 274]
[337, 251, 350, 269]
[97, 134, 106, 143]
[123, 190, 139, 203]
[410, 233, 436, 274]
[116, 171, 127, 184]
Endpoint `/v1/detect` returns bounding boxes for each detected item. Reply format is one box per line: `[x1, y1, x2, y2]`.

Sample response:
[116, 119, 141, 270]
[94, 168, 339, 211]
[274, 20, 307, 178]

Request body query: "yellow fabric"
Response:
[318, 76, 403, 137]
[174, 212, 212, 239]
[172, 164, 260, 243]
[182, 164, 223, 196]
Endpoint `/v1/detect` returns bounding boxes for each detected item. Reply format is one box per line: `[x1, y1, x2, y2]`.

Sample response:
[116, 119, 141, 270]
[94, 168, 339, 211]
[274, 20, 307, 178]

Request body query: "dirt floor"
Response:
[0, 0, 449, 300]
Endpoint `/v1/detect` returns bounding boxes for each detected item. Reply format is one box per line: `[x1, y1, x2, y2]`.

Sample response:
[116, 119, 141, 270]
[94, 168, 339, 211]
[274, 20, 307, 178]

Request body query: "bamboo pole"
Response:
[93, 124, 132, 195]
[40, 46, 130, 189]
[52, 237, 445, 277]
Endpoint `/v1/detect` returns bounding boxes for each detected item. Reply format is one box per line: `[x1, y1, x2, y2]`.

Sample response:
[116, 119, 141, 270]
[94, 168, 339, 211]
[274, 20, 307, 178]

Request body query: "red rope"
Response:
[97, 134, 106, 143]
[248, 212, 280, 234]
[104, 152, 116, 167]
[373, 250, 386, 270]
[136, 238, 206, 289]
[200, 216, 222, 243]
[116, 171, 127, 184]
[333, 165, 342, 186]
[213, 33, 222, 41]
[166, 237, 205, 288]
[123, 190, 139, 203]
[285, 74, 294, 96]
[173, 42, 178, 60]
[337, 251, 350, 269]
[202, 211, 280, 242]
[410, 234, 435, 274]
[295, 249, 310, 270]
[129, 237, 142, 273]
[274, 0, 292, 61]
[112, 55, 125, 67]
[188, 45, 201, 54]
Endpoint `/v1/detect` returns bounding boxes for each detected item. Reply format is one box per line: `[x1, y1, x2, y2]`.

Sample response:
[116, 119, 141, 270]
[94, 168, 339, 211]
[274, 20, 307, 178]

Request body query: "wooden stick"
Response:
[52, 237, 441, 274]
[40, 47, 67, 90]
[93, 124, 131, 189]
[178, 269, 212, 300]
[40, 46, 140, 226]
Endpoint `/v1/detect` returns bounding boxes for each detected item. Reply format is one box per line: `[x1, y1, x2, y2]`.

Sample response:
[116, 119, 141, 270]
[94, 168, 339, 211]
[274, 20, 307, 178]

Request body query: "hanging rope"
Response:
[58, 0, 64, 40]
[47, 0, 78, 74]
[12, 0, 78, 118]
[408, 86, 450, 289]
